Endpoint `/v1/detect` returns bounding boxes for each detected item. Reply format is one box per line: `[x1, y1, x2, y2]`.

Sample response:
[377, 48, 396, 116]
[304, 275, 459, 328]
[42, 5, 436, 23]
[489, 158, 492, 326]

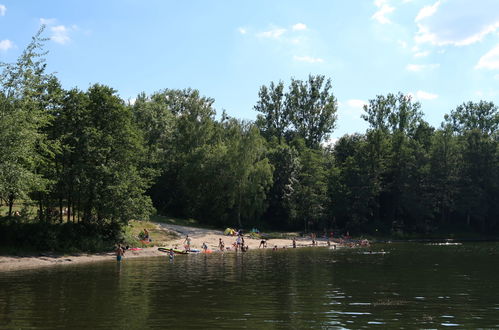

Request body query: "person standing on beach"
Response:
[219, 238, 225, 251]
[184, 235, 191, 251]
[116, 244, 125, 262]
[236, 235, 242, 252]
[292, 238, 296, 248]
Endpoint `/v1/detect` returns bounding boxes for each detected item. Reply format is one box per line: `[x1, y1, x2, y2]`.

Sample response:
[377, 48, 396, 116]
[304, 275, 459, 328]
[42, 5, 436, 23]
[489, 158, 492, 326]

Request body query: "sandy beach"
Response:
[0, 223, 339, 272]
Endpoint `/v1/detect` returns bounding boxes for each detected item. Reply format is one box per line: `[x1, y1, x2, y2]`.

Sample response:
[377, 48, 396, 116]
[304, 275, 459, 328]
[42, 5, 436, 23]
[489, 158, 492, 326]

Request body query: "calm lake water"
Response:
[1, 242, 499, 329]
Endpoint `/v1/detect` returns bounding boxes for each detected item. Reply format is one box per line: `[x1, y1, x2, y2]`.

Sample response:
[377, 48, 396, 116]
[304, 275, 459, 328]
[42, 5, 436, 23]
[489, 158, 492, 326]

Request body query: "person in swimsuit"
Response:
[218, 238, 225, 251]
[116, 244, 125, 262]
[236, 235, 242, 252]
[292, 237, 296, 248]
[184, 235, 191, 251]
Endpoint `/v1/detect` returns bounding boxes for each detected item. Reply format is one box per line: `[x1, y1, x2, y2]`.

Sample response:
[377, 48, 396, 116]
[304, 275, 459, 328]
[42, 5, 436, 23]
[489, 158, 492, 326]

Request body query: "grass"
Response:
[124, 220, 179, 247]
[261, 231, 301, 239]
[150, 214, 217, 229]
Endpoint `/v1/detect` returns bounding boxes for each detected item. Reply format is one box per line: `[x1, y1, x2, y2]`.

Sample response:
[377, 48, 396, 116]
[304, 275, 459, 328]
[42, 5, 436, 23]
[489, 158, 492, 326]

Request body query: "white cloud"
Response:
[40, 18, 76, 44]
[0, 39, 12, 51]
[415, 1, 441, 22]
[292, 23, 307, 31]
[40, 18, 56, 25]
[414, 50, 430, 57]
[406, 63, 440, 72]
[258, 27, 286, 39]
[372, 0, 395, 24]
[321, 137, 338, 148]
[51, 25, 71, 44]
[398, 40, 408, 49]
[238, 27, 247, 35]
[475, 44, 499, 70]
[293, 55, 324, 63]
[414, 0, 499, 46]
[415, 90, 438, 100]
[338, 99, 367, 120]
[0, 4, 6, 16]
[346, 99, 367, 108]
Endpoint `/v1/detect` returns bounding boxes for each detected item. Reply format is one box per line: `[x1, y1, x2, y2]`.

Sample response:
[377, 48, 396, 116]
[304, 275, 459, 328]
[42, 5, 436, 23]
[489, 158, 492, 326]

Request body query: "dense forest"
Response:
[1, 30, 498, 250]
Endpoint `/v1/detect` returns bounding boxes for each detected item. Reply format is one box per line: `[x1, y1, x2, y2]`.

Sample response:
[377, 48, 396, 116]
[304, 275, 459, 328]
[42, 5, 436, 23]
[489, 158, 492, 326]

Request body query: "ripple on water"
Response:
[349, 303, 371, 306]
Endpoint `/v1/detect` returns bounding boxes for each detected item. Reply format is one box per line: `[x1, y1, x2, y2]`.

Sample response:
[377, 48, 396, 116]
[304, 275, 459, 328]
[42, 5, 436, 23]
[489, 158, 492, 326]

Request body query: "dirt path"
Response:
[155, 222, 224, 237]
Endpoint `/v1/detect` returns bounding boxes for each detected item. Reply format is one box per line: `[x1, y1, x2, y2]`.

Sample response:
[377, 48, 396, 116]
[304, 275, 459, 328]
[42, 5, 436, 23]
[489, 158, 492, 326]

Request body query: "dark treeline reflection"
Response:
[1, 28, 498, 249]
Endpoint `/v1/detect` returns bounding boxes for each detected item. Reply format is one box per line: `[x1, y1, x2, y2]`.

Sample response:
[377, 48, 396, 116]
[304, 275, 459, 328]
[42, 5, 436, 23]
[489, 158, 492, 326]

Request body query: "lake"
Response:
[1, 242, 499, 328]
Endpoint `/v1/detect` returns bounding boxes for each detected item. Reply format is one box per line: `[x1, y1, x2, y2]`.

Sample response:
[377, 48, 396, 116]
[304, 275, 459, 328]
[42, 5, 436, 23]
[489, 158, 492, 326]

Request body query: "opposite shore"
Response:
[0, 223, 344, 273]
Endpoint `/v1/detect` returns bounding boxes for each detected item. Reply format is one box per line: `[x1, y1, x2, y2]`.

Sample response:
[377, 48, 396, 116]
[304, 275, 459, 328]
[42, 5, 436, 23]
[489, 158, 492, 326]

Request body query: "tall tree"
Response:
[362, 93, 427, 231]
[254, 75, 338, 148]
[328, 134, 376, 232]
[254, 81, 289, 144]
[445, 101, 499, 231]
[0, 27, 53, 216]
[287, 75, 338, 148]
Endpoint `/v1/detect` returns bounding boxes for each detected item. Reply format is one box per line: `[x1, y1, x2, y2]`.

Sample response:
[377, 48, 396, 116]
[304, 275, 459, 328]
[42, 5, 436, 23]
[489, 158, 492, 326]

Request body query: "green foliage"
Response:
[255, 75, 338, 148]
[0, 27, 53, 216]
[3, 27, 499, 256]
[0, 220, 119, 252]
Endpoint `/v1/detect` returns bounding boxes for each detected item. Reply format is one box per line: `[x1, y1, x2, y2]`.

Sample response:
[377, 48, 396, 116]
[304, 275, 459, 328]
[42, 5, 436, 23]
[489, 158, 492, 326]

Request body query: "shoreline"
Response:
[0, 228, 341, 273]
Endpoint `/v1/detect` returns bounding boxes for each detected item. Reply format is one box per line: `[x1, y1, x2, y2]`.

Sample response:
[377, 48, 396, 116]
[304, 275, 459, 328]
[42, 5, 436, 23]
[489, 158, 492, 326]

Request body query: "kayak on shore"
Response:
[158, 247, 189, 254]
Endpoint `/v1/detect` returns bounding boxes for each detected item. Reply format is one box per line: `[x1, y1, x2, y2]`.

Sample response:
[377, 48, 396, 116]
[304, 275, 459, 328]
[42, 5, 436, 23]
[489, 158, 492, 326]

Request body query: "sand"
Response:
[0, 223, 339, 273]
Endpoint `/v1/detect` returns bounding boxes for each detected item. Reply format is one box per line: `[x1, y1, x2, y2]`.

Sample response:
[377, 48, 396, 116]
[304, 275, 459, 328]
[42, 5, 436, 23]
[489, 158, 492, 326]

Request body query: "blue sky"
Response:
[1, 0, 499, 140]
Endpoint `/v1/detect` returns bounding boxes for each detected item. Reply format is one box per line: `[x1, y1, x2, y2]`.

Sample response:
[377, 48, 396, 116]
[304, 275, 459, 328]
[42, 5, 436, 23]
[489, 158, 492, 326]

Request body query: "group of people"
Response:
[115, 229, 366, 262]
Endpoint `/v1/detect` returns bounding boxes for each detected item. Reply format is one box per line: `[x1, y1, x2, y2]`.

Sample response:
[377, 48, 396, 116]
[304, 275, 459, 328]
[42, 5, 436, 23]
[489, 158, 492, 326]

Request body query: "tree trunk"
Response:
[59, 196, 63, 223]
[237, 184, 242, 228]
[8, 193, 14, 217]
[38, 193, 44, 222]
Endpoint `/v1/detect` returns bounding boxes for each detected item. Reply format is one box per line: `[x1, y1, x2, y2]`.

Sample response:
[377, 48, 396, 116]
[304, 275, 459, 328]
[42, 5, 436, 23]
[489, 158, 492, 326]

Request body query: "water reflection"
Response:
[1, 243, 499, 328]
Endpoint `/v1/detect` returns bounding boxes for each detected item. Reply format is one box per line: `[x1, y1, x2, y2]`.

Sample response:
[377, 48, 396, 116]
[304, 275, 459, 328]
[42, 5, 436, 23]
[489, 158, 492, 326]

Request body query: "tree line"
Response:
[1, 29, 498, 250]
